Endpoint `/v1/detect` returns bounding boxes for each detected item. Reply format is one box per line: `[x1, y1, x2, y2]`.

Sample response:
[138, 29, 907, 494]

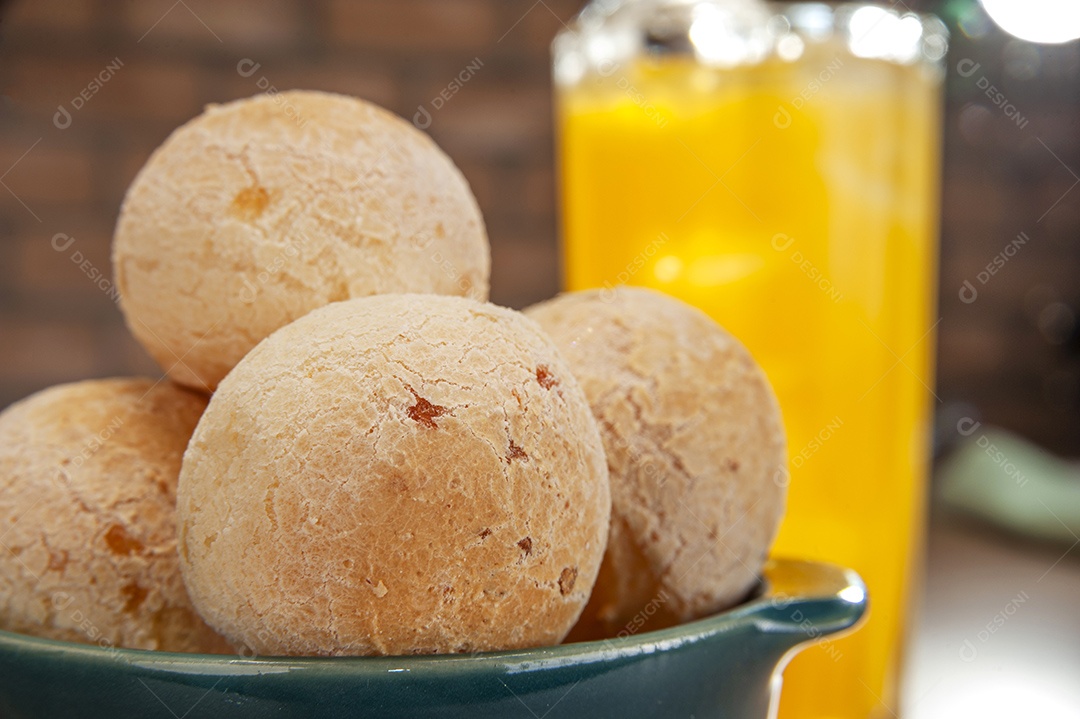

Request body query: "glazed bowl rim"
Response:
[0, 558, 866, 676]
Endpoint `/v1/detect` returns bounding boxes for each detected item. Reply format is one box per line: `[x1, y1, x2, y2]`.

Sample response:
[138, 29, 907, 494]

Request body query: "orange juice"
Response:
[556, 15, 944, 718]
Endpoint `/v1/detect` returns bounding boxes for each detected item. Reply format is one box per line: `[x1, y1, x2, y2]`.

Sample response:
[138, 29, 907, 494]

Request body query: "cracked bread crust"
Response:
[0, 378, 230, 653]
[526, 287, 787, 639]
[113, 90, 490, 392]
[177, 294, 610, 656]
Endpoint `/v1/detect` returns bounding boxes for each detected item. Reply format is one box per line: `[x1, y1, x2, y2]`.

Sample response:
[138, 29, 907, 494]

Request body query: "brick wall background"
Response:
[0, 0, 1077, 456]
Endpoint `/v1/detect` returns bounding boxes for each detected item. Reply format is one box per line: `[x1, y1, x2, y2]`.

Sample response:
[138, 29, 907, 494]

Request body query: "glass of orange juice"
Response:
[553, 2, 947, 717]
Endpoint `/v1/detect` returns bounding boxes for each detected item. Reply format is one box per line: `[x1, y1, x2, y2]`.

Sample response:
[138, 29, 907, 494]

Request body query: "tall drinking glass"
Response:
[553, 2, 947, 716]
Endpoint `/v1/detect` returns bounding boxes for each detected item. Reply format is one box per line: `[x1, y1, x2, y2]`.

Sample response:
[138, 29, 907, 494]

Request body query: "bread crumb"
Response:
[536, 365, 558, 390]
[121, 582, 148, 613]
[506, 440, 527, 461]
[406, 390, 450, 429]
[46, 549, 69, 573]
[558, 567, 578, 596]
[104, 524, 143, 556]
[229, 185, 270, 221]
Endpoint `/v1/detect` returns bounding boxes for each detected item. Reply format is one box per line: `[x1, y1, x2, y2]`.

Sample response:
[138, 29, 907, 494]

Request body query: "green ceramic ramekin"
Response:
[0, 558, 864, 718]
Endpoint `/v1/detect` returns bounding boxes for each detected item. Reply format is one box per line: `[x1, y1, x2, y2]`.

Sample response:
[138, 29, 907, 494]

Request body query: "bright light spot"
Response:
[689, 6, 741, 65]
[777, 33, 805, 61]
[653, 255, 684, 283]
[980, 0, 1080, 44]
[849, 5, 888, 42]
[838, 585, 866, 604]
[686, 254, 763, 287]
[584, 34, 619, 70]
[897, 16, 928, 52]
[786, 3, 835, 39]
[554, 50, 586, 87]
[688, 4, 769, 66]
[848, 6, 925, 63]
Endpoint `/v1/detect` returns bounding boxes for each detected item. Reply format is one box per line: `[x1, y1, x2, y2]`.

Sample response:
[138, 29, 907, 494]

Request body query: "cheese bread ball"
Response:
[114, 90, 489, 392]
[526, 287, 786, 639]
[0, 378, 229, 653]
[178, 294, 610, 656]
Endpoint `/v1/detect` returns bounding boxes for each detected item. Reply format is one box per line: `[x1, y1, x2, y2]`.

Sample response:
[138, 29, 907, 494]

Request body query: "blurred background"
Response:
[0, 0, 1077, 450]
[0, 0, 1077, 716]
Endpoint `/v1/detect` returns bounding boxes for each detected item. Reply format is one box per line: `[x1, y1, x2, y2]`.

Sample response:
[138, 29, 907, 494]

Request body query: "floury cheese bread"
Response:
[114, 90, 490, 392]
[177, 294, 611, 656]
[0, 379, 229, 653]
[527, 287, 787, 639]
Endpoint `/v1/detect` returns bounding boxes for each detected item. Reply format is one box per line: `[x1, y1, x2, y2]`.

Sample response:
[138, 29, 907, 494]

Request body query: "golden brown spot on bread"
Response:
[558, 566, 578, 596]
[507, 440, 528, 462]
[365, 579, 389, 598]
[517, 537, 532, 556]
[46, 549, 69, 573]
[121, 582, 148, 613]
[536, 365, 558, 390]
[478, 528, 492, 539]
[406, 389, 450, 429]
[725, 458, 740, 472]
[230, 185, 270, 221]
[104, 524, 143, 556]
